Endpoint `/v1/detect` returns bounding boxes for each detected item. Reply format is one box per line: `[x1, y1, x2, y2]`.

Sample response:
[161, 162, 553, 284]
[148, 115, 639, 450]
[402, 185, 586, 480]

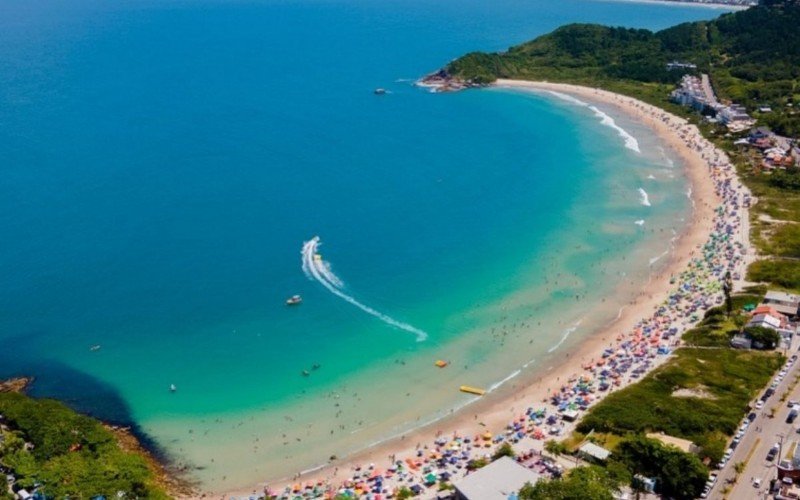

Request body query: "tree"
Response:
[615, 436, 708, 500]
[744, 325, 781, 349]
[518, 465, 621, 500]
[492, 442, 516, 460]
[545, 439, 567, 456]
[723, 272, 733, 317]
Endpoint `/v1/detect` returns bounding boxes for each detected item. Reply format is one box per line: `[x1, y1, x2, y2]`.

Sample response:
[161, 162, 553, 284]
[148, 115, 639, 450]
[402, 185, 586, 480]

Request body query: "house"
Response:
[747, 304, 796, 348]
[763, 291, 800, 318]
[578, 442, 611, 463]
[453, 456, 541, 500]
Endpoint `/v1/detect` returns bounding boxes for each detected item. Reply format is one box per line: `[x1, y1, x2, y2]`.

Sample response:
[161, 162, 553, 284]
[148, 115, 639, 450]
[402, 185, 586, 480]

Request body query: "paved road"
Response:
[711, 348, 800, 500]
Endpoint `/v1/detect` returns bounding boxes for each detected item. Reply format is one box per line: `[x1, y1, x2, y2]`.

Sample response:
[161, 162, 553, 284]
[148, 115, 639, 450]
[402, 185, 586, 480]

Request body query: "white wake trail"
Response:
[301, 237, 428, 342]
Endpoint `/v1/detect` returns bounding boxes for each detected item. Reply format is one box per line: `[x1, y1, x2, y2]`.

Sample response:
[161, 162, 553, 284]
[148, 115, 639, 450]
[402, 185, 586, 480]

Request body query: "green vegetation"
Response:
[447, 2, 800, 132]
[575, 348, 783, 463]
[682, 292, 761, 347]
[615, 436, 708, 499]
[748, 259, 800, 289]
[0, 392, 168, 499]
[744, 325, 782, 348]
[492, 442, 516, 460]
[544, 439, 568, 456]
[444, 1, 800, 293]
[519, 464, 626, 500]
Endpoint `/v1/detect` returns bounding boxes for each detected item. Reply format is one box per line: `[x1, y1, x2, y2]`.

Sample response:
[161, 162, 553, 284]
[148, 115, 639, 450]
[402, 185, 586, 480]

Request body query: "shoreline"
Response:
[213, 80, 746, 499]
[597, 0, 751, 11]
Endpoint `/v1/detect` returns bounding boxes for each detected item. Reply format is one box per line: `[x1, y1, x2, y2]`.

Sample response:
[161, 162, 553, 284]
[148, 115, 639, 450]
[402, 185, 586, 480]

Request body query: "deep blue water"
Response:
[0, 0, 731, 488]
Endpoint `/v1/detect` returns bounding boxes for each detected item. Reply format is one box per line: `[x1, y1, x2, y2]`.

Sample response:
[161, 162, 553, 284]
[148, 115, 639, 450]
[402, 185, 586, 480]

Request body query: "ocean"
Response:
[0, 0, 731, 490]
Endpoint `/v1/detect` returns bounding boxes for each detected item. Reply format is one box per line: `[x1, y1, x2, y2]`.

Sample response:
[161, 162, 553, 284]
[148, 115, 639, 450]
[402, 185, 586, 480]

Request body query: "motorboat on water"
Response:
[169, 384, 177, 393]
[286, 295, 302, 305]
[374, 88, 387, 95]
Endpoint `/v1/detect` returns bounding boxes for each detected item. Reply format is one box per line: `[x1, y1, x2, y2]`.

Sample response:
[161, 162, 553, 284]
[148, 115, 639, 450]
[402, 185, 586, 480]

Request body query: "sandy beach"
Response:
[210, 80, 748, 499]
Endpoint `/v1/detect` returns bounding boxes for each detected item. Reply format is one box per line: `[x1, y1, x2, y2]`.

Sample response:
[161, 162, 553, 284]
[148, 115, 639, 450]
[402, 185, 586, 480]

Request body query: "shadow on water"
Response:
[0, 331, 169, 464]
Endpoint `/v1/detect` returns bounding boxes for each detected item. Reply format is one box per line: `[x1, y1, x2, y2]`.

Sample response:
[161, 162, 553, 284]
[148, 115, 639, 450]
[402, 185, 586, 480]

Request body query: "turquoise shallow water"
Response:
[0, 0, 730, 490]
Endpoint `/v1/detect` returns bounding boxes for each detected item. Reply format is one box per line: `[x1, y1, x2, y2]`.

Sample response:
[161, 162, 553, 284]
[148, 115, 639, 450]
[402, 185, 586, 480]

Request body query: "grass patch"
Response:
[747, 259, 800, 291]
[576, 348, 783, 463]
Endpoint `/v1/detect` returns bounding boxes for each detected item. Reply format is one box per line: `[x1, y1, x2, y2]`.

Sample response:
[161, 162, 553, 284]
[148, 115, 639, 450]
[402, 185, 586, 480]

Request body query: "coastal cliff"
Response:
[0, 379, 192, 499]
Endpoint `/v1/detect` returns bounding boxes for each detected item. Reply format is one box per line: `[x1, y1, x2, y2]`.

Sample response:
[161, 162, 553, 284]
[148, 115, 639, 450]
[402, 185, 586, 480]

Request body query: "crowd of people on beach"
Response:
[232, 90, 750, 500]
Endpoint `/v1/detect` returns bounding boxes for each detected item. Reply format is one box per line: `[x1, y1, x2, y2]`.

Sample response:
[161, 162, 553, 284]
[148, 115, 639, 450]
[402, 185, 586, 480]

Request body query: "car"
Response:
[789, 400, 799, 407]
[748, 412, 757, 421]
[708, 473, 718, 485]
[731, 438, 740, 450]
[700, 487, 710, 498]
[754, 477, 762, 488]
[768, 444, 780, 461]
[766, 388, 776, 397]
[756, 400, 765, 409]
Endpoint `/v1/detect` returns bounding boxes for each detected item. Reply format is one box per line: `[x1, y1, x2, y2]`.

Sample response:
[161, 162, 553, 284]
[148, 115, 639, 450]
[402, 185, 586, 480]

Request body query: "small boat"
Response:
[286, 295, 302, 306]
[169, 384, 177, 392]
[302, 370, 310, 377]
[435, 360, 449, 368]
[312, 363, 321, 371]
[374, 88, 387, 95]
[90, 345, 101, 352]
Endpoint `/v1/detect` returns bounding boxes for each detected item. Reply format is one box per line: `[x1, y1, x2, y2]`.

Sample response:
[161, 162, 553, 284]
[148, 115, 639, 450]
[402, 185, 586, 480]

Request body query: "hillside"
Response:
[445, 0, 800, 135]
[0, 388, 173, 499]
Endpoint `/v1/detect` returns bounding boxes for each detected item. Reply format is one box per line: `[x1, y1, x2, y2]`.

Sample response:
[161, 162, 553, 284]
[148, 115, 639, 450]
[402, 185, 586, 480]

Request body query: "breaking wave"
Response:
[548, 319, 582, 353]
[588, 105, 641, 153]
[301, 237, 428, 342]
[547, 90, 588, 107]
[638, 188, 651, 207]
[543, 90, 640, 153]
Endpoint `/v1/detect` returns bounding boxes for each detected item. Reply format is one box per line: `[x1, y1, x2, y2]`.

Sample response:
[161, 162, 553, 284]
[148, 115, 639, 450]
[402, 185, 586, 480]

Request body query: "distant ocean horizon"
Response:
[0, 0, 731, 490]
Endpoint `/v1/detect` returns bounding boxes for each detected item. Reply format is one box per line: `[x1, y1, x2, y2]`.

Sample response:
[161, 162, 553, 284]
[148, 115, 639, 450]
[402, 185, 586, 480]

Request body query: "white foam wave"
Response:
[649, 249, 670, 266]
[635, 219, 645, 226]
[301, 237, 428, 342]
[548, 319, 582, 353]
[547, 90, 588, 107]
[487, 369, 522, 393]
[638, 188, 651, 207]
[588, 105, 641, 153]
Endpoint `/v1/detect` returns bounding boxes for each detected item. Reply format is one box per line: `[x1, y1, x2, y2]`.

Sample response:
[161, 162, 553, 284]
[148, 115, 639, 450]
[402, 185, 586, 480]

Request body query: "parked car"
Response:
[767, 444, 780, 461]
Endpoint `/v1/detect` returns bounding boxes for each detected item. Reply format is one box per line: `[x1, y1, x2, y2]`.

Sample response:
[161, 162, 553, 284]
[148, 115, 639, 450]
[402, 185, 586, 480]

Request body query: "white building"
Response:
[454, 457, 541, 500]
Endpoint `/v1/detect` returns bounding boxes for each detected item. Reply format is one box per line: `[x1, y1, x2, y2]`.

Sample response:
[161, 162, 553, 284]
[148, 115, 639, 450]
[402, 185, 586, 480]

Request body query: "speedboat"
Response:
[286, 295, 302, 305]
[169, 384, 177, 392]
[374, 88, 386, 95]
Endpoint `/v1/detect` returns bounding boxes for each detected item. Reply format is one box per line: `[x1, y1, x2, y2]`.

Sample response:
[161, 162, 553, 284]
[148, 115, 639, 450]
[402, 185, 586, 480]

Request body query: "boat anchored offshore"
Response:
[374, 88, 386, 95]
[286, 295, 302, 306]
[169, 384, 177, 393]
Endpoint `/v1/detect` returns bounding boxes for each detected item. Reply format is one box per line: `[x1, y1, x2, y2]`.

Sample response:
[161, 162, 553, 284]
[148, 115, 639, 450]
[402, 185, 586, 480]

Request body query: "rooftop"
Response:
[453, 457, 541, 500]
